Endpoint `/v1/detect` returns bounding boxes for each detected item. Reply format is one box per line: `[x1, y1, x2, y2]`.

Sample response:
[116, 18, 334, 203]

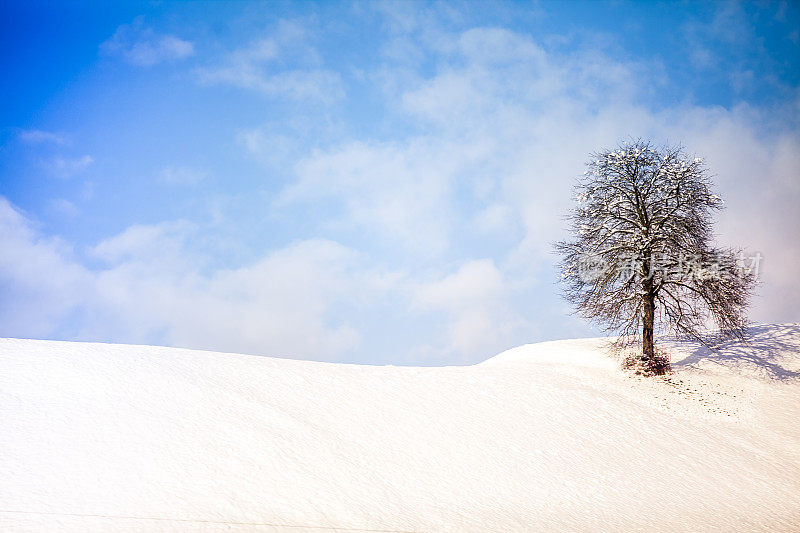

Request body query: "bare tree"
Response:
[555, 140, 756, 374]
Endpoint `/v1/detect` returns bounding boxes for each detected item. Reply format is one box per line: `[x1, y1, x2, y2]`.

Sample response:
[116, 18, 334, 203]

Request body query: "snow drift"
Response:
[2, 324, 799, 532]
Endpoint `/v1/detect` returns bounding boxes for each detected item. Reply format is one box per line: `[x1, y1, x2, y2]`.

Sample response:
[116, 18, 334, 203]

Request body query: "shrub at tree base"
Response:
[620, 346, 671, 376]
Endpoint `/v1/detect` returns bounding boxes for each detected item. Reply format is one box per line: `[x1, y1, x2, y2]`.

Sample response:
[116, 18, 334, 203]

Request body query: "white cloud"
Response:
[238, 128, 297, 166]
[0, 200, 368, 360]
[197, 21, 343, 102]
[282, 140, 462, 252]
[101, 16, 193, 67]
[201, 67, 343, 102]
[86, 234, 364, 360]
[48, 198, 80, 218]
[279, 27, 649, 259]
[0, 198, 90, 338]
[158, 165, 208, 186]
[680, 3, 780, 96]
[474, 203, 514, 234]
[45, 155, 94, 179]
[18, 129, 66, 146]
[414, 259, 528, 362]
[90, 221, 196, 266]
[665, 108, 800, 322]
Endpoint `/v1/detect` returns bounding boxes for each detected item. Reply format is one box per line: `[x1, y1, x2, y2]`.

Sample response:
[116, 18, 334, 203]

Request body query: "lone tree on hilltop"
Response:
[555, 140, 756, 374]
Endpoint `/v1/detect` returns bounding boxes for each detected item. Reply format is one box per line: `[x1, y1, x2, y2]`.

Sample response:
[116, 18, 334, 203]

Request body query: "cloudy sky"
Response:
[1, 1, 798, 365]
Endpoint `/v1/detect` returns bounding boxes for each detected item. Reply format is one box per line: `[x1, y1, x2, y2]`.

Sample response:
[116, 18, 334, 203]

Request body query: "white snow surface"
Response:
[1, 324, 799, 532]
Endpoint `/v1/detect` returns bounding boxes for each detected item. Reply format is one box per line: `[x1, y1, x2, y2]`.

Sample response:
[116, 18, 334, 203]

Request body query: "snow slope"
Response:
[1, 324, 799, 532]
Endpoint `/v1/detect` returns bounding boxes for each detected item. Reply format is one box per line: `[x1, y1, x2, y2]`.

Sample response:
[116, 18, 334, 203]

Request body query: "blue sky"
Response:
[1, 1, 799, 364]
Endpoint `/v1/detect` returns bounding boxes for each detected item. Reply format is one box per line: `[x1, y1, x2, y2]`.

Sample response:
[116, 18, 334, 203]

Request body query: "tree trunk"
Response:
[642, 290, 655, 364]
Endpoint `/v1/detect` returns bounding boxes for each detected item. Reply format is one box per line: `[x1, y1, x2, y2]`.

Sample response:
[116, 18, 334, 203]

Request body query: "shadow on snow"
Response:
[669, 324, 800, 381]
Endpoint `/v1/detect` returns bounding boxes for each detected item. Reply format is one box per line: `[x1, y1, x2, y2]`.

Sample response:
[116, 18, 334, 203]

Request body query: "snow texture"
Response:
[1, 324, 799, 531]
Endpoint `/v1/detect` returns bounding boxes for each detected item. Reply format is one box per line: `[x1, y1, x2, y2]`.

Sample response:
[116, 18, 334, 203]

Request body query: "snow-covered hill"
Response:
[2, 324, 799, 532]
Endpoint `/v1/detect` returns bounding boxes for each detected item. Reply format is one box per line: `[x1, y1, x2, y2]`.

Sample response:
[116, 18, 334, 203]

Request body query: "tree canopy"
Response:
[555, 140, 756, 373]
